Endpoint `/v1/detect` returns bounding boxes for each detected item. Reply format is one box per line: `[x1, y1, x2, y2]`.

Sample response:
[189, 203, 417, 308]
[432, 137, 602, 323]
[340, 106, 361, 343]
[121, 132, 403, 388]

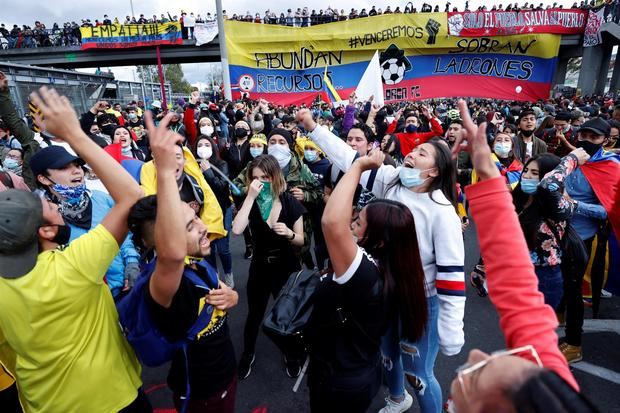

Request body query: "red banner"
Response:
[447, 8, 587, 36]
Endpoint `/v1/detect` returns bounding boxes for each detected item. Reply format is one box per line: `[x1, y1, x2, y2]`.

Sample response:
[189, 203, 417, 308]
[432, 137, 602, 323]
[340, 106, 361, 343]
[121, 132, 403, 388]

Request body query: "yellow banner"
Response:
[225, 14, 559, 69]
[79, 22, 182, 50]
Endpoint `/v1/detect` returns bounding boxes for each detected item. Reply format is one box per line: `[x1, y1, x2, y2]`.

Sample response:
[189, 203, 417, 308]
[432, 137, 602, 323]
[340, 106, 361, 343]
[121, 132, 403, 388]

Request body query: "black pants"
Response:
[308, 362, 381, 413]
[563, 236, 594, 346]
[118, 388, 152, 413]
[242, 257, 293, 354]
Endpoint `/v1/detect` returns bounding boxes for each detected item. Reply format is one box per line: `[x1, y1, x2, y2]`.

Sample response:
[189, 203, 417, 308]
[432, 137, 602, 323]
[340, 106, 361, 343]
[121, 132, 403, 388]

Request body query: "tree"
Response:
[137, 64, 192, 94]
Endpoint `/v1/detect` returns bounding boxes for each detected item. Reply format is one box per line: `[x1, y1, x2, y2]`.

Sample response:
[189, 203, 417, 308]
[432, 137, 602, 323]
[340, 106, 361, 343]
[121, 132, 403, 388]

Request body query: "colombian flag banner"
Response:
[80, 22, 182, 50]
[225, 14, 560, 105]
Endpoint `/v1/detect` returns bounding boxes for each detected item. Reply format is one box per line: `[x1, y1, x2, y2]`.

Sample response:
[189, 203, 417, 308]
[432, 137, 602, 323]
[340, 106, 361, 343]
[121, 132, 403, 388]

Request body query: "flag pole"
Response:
[156, 45, 168, 113]
[216, 0, 232, 100]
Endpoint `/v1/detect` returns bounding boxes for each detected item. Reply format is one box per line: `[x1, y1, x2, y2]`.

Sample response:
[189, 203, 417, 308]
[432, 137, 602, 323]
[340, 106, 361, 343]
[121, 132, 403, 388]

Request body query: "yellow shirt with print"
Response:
[0, 225, 142, 413]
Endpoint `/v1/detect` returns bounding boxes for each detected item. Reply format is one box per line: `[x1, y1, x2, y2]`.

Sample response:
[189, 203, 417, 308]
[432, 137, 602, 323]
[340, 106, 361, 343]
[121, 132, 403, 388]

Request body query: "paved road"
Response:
[143, 225, 620, 412]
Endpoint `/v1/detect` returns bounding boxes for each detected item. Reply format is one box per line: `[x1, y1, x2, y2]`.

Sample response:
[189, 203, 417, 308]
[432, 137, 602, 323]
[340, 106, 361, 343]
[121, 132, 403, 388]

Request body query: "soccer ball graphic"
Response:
[382, 58, 407, 85]
[379, 44, 412, 86]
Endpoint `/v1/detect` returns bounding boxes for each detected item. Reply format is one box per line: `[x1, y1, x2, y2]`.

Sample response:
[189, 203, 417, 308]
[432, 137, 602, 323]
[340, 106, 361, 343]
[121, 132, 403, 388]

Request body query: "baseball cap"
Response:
[0, 190, 43, 279]
[578, 118, 611, 137]
[29, 146, 81, 178]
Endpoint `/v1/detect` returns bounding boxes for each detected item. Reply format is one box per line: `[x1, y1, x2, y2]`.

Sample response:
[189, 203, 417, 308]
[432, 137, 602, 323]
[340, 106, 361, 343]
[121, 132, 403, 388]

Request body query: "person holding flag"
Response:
[561, 117, 620, 364]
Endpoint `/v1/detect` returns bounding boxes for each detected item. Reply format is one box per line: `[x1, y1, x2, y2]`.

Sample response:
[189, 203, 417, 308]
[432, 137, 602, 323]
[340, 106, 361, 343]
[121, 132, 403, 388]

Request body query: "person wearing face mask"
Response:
[234, 128, 323, 269]
[2, 148, 24, 177]
[0, 71, 40, 188]
[125, 106, 143, 128]
[195, 136, 235, 288]
[168, 107, 187, 141]
[0, 149, 29, 192]
[512, 149, 589, 309]
[513, 110, 548, 163]
[232, 155, 307, 380]
[298, 109, 465, 413]
[248, 133, 268, 159]
[542, 112, 578, 157]
[472, 132, 523, 188]
[88, 123, 110, 148]
[386, 105, 444, 156]
[30, 145, 142, 300]
[561, 117, 620, 364]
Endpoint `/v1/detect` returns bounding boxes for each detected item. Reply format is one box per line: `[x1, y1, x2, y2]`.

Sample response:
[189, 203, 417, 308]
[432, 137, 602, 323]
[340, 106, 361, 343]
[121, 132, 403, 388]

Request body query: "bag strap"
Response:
[365, 168, 378, 192]
[0, 171, 13, 189]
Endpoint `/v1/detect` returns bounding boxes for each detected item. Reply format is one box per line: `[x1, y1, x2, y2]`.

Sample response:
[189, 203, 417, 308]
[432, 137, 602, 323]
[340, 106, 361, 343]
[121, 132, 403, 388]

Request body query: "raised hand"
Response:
[296, 108, 317, 133]
[90, 101, 109, 114]
[144, 111, 183, 174]
[451, 99, 500, 181]
[29, 87, 82, 143]
[189, 90, 200, 105]
[247, 179, 264, 200]
[354, 148, 385, 171]
[569, 147, 590, 166]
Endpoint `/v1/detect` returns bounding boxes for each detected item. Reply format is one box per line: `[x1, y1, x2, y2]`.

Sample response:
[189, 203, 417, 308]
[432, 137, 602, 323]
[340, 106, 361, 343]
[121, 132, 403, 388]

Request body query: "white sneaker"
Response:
[601, 289, 612, 298]
[224, 273, 234, 289]
[379, 390, 413, 413]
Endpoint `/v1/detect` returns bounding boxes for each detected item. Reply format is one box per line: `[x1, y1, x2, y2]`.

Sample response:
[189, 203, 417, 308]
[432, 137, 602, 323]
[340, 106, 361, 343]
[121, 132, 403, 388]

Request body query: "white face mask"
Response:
[197, 146, 212, 160]
[268, 144, 292, 169]
[200, 126, 214, 136]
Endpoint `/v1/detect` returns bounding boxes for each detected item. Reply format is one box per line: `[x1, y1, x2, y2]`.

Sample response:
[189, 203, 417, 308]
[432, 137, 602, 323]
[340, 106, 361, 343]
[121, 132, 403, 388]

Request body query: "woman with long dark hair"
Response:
[298, 110, 465, 413]
[232, 154, 306, 380]
[194, 135, 234, 288]
[308, 150, 427, 412]
[512, 149, 589, 310]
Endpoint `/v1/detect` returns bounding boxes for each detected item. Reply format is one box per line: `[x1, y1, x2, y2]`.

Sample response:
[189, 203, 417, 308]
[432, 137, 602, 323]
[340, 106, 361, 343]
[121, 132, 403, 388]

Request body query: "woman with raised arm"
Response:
[298, 108, 464, 413]
[307, 150, 427, 413]
[444, 100, 597, 413]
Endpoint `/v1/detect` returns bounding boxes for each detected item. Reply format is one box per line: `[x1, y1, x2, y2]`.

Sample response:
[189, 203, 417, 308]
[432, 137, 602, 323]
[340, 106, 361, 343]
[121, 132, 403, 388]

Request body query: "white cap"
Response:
[151, 100, 162, 109]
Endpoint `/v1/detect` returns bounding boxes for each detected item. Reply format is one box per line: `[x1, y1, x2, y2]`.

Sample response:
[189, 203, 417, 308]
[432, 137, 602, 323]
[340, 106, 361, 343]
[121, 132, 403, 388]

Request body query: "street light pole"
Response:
[216, 0, 232, 100]
[130, 0, 135, 18]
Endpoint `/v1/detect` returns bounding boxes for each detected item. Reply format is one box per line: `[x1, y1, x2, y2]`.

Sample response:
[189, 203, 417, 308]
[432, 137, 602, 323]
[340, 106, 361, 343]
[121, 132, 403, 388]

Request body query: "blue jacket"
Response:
[565, 158, 608, 241]
[67, 190, 140, 296]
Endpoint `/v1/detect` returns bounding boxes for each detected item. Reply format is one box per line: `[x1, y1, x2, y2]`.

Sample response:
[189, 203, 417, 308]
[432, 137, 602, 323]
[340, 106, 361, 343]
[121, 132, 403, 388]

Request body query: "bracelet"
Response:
[288, 232, 295, 241]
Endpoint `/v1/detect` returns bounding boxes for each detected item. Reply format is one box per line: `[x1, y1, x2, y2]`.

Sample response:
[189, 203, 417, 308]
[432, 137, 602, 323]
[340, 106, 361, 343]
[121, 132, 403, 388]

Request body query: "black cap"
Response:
[268, 128, 293, 147]
[554, 112, 571, 122]
[578, 117, 610, 137]
[29, 146, 81, 178]
[0, 190, 43, 279]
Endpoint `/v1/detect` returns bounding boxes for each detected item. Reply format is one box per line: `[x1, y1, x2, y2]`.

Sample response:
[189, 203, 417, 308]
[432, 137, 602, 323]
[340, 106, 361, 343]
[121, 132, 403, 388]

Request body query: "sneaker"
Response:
[469, 265, 488, 297]
[224, 273, 234, 289]
[238, 352, 255, 380]
[379, 390, 413, 413]
[244, 247, 253, 260]
[560, 344, 582, 364]
[283, 356, 302, 378]
[601, 289, 612, 298]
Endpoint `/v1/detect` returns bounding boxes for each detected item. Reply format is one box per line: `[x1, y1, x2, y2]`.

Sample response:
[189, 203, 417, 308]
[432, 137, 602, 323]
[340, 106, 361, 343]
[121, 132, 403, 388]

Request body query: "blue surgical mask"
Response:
[405, 124, 418, 133]
[3, 158, 21, 173]
[304, 149, 318, 162]
[494, 142, 512, 157]
[250, 147, 263, 158]
[520, 178, 539, 194]
[399, 167, 432, 188]
[52, 182, 88, 207]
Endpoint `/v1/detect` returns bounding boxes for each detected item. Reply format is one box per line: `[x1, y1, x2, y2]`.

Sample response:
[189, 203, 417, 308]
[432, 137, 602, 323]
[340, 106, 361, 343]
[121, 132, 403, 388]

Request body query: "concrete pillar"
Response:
[596, 43, 614, 93]
[553, 56, 570, 86]
[577, 45, 605, 95]
[610, 53, 620, 94]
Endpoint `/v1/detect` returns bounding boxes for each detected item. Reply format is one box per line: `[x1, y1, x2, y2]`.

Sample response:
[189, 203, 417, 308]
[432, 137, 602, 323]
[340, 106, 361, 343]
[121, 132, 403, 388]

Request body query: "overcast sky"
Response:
[5, 0, 578, 85]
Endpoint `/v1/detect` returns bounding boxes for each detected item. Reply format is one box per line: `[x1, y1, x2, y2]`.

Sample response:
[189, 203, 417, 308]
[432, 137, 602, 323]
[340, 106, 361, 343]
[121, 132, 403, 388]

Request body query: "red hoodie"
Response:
[466, 177, 579, 391]
[386, 117, 443, 156]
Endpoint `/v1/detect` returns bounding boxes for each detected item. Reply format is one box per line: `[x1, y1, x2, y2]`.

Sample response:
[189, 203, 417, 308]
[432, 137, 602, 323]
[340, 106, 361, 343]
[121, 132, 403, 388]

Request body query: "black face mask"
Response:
[235, 128, 248, 139]
[44, 224, 71, 245]
[520, 129, 534, 138]
[101, 124, 116, 137]
[576, 140, 602, 157]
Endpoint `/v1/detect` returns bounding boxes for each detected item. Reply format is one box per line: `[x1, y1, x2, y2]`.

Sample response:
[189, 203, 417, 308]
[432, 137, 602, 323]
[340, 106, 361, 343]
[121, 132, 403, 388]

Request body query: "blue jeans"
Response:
[381, 295, 442, 413]
[535, 265, 563, 310]
[206, 206, 233, 274]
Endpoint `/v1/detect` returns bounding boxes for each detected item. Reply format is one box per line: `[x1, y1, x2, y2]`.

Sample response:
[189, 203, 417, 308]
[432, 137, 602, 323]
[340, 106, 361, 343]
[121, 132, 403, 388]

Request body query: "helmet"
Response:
[447, 108, 460, 121]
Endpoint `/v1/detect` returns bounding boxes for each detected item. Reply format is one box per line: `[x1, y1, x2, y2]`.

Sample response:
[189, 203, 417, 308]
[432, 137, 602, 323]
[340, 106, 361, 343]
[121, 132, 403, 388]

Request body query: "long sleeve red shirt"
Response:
[465, 177, 579, 391]
[386, 117, 443, 156]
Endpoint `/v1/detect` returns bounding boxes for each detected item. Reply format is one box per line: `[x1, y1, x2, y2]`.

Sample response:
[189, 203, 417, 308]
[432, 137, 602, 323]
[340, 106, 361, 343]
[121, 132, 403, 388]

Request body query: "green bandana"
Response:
[256, 181, 273, 222]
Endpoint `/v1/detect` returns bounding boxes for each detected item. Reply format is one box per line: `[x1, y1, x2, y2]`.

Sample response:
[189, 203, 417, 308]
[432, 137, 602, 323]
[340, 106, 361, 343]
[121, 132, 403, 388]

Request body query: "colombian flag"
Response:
[322, 66, 342, 104]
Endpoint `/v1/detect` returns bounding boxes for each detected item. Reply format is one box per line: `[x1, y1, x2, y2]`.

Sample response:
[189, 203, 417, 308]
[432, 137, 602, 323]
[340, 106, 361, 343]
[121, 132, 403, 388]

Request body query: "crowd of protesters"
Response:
[3, 0, 616, 49]
[0, 61, 618, 413]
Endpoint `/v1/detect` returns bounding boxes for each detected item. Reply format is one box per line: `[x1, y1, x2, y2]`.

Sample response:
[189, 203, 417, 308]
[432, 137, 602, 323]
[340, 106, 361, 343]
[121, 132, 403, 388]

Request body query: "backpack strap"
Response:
[365, 168, 378, 192]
